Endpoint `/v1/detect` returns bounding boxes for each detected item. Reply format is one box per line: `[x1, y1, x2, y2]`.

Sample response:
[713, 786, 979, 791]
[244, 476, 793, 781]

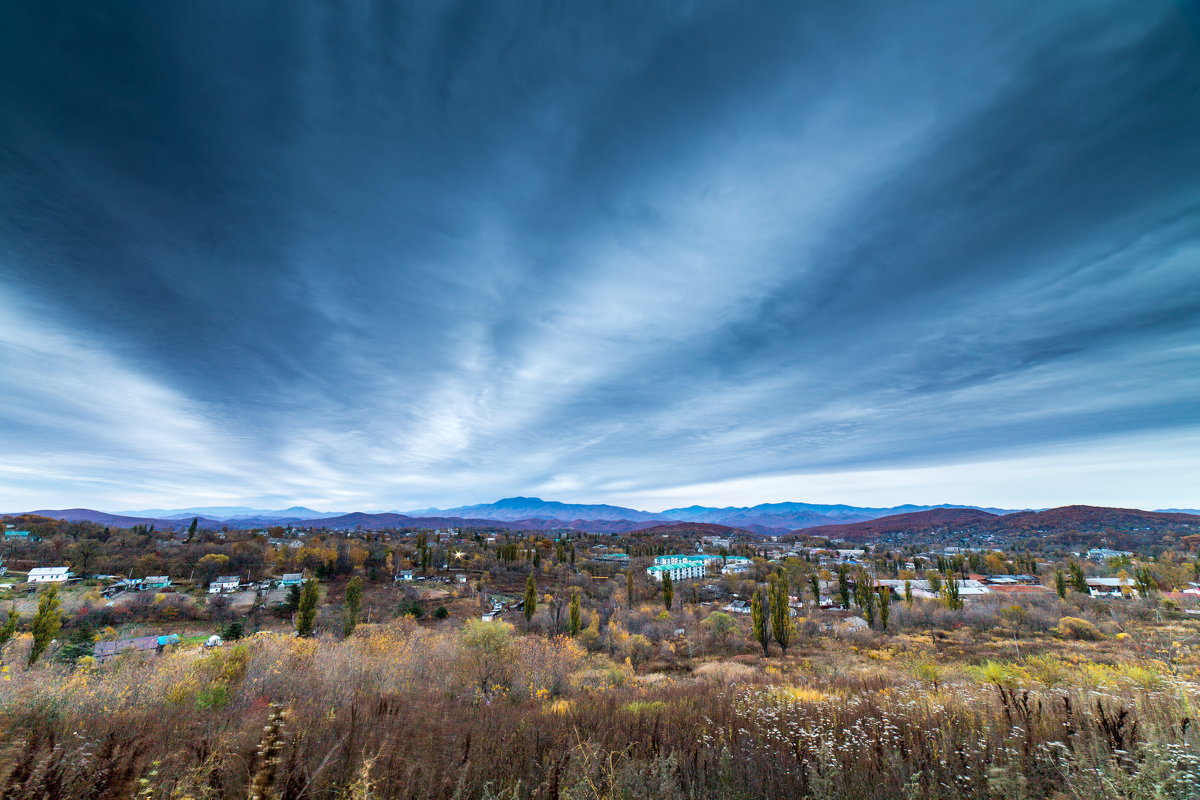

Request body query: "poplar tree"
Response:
[878, 586, 890, 631]
[808, 574, 821, 605]
[343, 576, 363, 637]
[769, 573, 792, 654]
[661, 572, 674, 610]
[751, 588, 770, 656]
[568, 589, 582, 637]
[837, 566, 851, 610]
[1054, 569, 1067, 599]
[1069, 561, 1089, 594]
[29, 585, 63, 665]
[523, 573, 538, 622]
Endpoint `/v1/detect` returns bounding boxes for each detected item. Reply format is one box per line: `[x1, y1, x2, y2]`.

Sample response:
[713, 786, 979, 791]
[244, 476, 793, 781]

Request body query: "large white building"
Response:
[646, 562, 706, 582]
[27, 566, 71, 583]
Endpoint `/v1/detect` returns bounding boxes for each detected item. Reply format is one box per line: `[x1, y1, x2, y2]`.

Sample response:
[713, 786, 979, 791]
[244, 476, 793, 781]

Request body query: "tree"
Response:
[769, 573, 792, 655]
[56, 623, 96, 665]
[195, 553, 231, 586]
[1054, 569, 1067, 600]
[878, 586, 890, 631]
[702, 611, 738, 651]
[625, 569, 634, 609]
[343, 576, 364, 637]
[0, 607, 18, 655]
[568, 589, 582, 637]
[941, 574, 962, 611]
[221, 620, 244, 640]
[903, 579, 913, 604]
[1134, 567, 1158, 602]
[1068, 561, 1089, 594]
[750, 588, 770, 657]
[837, 567, 851, 610]
[459, 618, 515, 697]
[523, 573, 538, 622]
[295, 578, 319, 637]
[29, 585, 63, 665]
[433, 605, 449, 620]
[282, 584, 302, 614]
[186, 517, 199, 541]
[661, 572, 674, 610]
[808, 574, 821, 605]
[69, 538, 102, 578]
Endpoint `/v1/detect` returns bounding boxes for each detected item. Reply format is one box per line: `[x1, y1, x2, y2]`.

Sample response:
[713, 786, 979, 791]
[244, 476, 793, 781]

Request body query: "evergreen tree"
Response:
[433, 605, 449, 620]
[186, 517, 198, 541]
[523, 573, 538, 622]
[808, 574, 821, 605]
[568, 589, 582, 637]
[837, 566, 851, 610]
[750, 588, 770, 656]
[282, 584, 302, 614]
[29, 585, 63, 665]
[343, 576, 364, 637]
[903, 579, 913, 604]
[1068, 561, 1089, 594]
[1054, 569, 1067, 599]
[661, 572, 674, 610]
[295, 578, 319, 637]
[221, 620, 245, 640]
[878, 586, 890, 631]
[56, 623, 96, 665]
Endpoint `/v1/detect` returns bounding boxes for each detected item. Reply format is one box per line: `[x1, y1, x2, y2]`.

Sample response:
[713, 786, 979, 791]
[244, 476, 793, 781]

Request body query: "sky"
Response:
[2, 1, 1199, 513]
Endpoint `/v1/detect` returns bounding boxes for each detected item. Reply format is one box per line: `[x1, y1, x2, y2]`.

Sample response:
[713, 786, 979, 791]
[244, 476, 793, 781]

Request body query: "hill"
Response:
[628, 521, 752, 537]
[791, 505, 1200, 548]
[796, 508, 998, 542]
[23, 509, 216, 529]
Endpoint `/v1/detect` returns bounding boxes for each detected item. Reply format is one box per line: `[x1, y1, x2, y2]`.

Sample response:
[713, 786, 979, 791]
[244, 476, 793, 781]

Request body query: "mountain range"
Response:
[7, 499, 1199, 543]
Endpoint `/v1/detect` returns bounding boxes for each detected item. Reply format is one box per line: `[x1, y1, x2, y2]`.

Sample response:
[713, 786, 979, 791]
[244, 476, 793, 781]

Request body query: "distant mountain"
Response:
[116, 506, 344, 521]
[412, 496, 1014, 531]
[290, 511, 660, 534]
[22, 509, 218, 529]
[411, 497, 667, 523]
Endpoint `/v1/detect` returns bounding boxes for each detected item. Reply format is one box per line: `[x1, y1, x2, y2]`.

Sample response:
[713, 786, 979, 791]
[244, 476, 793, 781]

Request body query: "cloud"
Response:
[0, 0, 1197, 510]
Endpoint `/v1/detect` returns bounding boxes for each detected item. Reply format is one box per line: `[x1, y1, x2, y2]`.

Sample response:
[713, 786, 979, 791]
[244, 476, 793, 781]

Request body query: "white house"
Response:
[208, 575, 241, 593]
[143, 575, 172, 589]
[28, 566, 71, 584]
[1085, 577, 1137, 598]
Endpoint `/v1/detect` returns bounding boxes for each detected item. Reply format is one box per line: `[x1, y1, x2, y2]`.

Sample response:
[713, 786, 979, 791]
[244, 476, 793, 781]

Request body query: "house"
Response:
[395, 570, 415, 582]
[27, 566, 71, 584]
[455, 573, 469, 584]
[93, 634, 181, 662]
[1087, 548, 1133, 562]
[1085, 577, 1137, 598]
[143, 575, 172, 589]
[266, 538, 302, 549]
[723, 599, 751, 614]
[276, 573, 304, 587]
[646, 562, 705, 582]
[208, 575, 241, 593]
[104, 577, 143, 595]
[4, 530, 33, 540]
[721, 560, 751, 575]
[982, 574, 1040, 586]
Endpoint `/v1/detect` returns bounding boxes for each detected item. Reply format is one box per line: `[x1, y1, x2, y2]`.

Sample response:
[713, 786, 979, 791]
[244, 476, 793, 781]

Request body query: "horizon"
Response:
[2, 3, 1199, 512]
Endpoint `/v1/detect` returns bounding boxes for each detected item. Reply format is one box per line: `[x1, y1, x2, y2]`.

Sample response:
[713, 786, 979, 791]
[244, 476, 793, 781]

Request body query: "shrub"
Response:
[1056, 616, 1104, 641]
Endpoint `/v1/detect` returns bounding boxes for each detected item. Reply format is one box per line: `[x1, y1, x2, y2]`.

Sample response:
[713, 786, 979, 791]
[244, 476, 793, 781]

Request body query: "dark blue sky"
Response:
[2, 1, 1199, 511]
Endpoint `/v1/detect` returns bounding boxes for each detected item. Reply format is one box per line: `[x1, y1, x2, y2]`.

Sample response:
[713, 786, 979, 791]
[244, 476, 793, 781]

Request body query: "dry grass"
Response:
[0, 619, 1197, 799]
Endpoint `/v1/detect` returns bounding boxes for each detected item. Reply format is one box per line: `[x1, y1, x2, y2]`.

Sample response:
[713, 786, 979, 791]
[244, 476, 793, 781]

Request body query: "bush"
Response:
[1056, 616, 1103, 641]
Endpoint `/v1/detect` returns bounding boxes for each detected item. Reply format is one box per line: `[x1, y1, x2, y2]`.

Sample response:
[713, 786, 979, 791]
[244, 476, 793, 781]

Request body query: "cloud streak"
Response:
[1, 0, 1198, 510]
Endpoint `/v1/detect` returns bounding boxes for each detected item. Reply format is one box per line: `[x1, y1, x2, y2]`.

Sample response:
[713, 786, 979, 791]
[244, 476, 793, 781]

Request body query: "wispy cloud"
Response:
[1, 0, 1197, 510]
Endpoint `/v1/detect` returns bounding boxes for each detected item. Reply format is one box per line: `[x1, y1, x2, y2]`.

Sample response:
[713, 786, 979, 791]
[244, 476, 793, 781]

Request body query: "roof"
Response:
[280, 573, 303, 580]
[1086, 577, 1134, 586]
[987, 584, 1053, 593]
[144, 575, 170, 583]
[28, 566, 69, 576]
[212, 575, 241, 583]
